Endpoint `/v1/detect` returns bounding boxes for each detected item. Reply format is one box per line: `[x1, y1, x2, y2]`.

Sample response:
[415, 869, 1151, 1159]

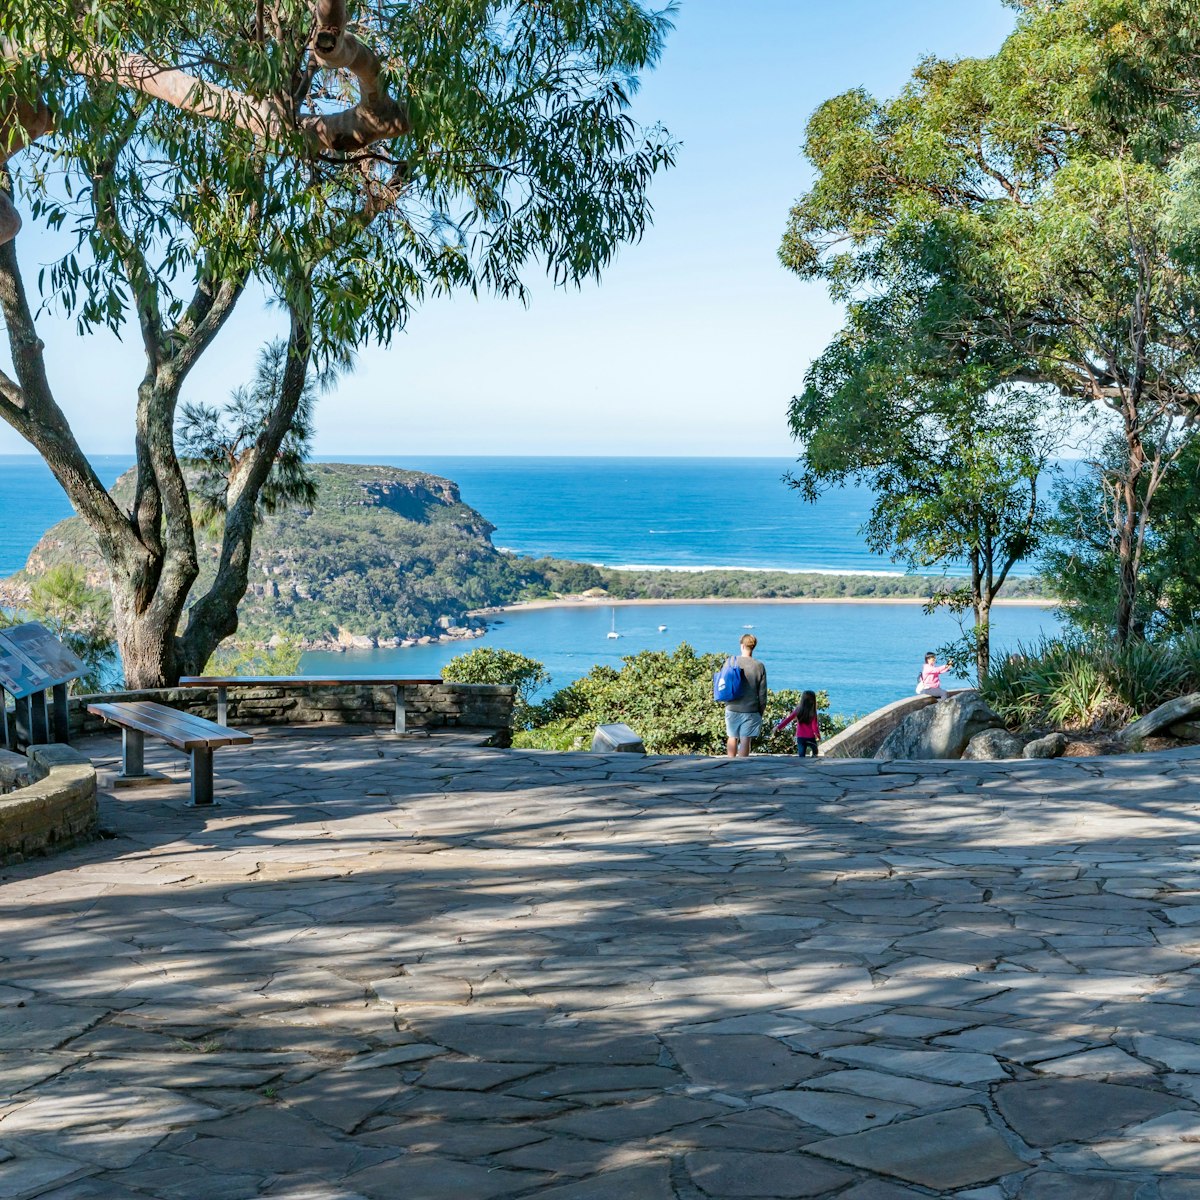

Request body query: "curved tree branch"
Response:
[178, 290, 312, 672]
[0, 96, 52, 244]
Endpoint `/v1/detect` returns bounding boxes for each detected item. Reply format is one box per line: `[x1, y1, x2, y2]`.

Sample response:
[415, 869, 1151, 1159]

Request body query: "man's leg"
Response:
[737, 736, 752, 758]
[726, 736, 738, 758]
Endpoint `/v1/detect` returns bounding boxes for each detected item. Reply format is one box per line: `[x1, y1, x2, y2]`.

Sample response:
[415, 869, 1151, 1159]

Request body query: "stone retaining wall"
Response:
[0, 744, 98, 865]
[67, 681, 516, 737]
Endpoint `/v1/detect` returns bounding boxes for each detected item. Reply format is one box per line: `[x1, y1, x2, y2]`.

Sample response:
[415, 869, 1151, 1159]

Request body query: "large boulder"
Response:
[1022, 732, 1068, 760]
[821, 694, 942, 759]
[875, 690, 1003, 760]
[962, 728, 1024, 761]
[1120, 692, 1200, 745]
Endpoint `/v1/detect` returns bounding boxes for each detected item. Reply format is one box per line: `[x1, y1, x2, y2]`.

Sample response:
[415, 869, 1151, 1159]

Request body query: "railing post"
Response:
[393, 685, 406, 735]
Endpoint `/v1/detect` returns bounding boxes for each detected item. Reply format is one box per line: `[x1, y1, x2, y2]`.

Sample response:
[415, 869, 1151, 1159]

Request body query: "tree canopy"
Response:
[781, 0, 1200, 645]
[0, 0, 675, 685]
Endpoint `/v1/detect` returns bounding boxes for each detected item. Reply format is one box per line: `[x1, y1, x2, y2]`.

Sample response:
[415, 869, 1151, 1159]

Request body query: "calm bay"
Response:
[0, 454, 1062, 715]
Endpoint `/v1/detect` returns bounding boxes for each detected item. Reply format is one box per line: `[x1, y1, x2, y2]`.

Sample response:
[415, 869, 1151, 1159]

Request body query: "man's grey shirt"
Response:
[725, 655, 767, 714]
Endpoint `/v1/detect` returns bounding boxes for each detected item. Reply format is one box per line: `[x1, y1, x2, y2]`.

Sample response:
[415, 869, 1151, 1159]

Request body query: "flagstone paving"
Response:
[3, 728, 1200, 1197]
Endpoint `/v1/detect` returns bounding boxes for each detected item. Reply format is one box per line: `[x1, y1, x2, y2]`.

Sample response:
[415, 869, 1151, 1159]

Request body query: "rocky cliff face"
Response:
[21, 463, 531, 648]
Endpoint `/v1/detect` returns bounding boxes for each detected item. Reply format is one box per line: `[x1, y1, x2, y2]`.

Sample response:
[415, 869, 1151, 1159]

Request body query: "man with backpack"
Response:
[715, 633, 768, 758]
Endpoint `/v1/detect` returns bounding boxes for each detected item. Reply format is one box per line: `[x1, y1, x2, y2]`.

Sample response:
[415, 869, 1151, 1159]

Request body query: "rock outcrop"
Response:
[875, 691, 1003, 760]
[1023, 732, 1068, 759]
[19, 464, 519, 649]
[962, 728, 1024, 761]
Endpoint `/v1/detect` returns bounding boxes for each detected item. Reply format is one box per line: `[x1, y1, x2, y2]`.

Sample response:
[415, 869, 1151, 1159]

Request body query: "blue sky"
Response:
[0, 1, 1018, 457]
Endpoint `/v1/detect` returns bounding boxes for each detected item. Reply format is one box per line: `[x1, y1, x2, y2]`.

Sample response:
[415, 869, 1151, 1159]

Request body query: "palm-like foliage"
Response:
[177, 340, 324, 529]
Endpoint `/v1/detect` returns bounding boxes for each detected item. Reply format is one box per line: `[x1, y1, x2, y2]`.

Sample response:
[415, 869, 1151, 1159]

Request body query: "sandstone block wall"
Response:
[0, 744, 98, 865]
[68, 682, 516, 737]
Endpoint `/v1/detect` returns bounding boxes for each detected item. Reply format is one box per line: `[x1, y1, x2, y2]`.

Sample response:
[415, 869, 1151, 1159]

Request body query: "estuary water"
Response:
[0, 454, 1062, 715]
[305, 600, 1061, 719]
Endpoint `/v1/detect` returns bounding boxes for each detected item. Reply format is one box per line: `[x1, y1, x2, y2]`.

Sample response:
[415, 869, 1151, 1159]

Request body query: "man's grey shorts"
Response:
[725, 709, 763, 739]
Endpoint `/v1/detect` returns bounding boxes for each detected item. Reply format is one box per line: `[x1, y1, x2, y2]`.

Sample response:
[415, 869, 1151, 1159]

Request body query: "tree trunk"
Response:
[1114, 412, 1146, 646]
[110, 575, 184, 688]
[969, 555, 991, 683]
[176, 297, 313, 676]
[974, 597, 991, 682]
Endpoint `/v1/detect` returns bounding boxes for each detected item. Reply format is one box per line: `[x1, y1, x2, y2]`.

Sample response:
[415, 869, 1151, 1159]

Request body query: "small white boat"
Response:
[658, 624, 668, 632]
[607, 609, 621, 639]
[743, 624, 755, 629]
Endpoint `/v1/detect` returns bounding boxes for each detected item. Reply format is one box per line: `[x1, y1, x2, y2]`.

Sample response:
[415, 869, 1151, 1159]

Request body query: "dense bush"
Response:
[981, 634, 1200, 732]
[442, 648, 550, 727]
[512, 643, 847, 754]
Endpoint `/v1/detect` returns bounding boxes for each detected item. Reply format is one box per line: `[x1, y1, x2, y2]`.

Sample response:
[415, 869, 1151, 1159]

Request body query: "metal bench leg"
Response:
[121, 728, 147, 778]
[393, 686, 406, 735]
[216, 687, 228, 726]
[1, 689, 9, 751]
[190, 747, 214, 807]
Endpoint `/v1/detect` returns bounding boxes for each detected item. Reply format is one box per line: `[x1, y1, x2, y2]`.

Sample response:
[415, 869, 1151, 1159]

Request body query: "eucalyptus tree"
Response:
[789, 274, 1056, 681]
[780, 0, 1200, 644]
[0, 0, 674, 685]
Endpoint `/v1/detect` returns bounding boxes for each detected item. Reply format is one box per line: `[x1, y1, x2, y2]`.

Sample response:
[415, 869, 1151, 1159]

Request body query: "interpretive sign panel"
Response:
[0, 624, 84, 699]
[0, 622, 83, 749]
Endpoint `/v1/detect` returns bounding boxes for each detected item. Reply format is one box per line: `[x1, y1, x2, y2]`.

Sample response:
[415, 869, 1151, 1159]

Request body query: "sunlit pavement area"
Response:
[6, 731, 1200, 1198]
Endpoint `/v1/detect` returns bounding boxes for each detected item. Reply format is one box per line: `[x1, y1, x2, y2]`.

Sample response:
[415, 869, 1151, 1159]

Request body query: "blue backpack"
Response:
[713, 656, 744, 703]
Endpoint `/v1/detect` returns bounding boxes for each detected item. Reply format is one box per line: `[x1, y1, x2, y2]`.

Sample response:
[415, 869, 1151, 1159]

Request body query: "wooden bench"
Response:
[178, 676, 444, 734]
[87, 701, 253, 806]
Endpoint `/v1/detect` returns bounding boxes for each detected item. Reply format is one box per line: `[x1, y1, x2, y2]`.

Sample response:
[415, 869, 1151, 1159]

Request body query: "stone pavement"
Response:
[3, 730, 1200, 1199]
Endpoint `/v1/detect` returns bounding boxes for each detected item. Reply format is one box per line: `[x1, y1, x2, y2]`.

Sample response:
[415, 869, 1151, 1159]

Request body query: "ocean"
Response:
[1, 454, 986, 578]
[0, 454, 1062, 715]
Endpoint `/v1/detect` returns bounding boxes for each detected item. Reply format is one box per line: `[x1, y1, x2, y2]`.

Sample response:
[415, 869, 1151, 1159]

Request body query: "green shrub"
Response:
[516, 644, 847, 755]
[443, 647, 550, 728]
[982, 634, 1200, 731]
[205, 636, 304, 677]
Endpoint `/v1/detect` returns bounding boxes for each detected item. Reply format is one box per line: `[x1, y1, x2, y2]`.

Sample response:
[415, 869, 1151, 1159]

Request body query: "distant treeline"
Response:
[516, 558, 1050, 603]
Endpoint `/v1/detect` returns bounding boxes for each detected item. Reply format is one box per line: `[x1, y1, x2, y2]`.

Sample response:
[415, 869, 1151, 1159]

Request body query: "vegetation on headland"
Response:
[16, 464, 525, 652]
[445, 645, 849, 756]
[516, 560, 1048, 604]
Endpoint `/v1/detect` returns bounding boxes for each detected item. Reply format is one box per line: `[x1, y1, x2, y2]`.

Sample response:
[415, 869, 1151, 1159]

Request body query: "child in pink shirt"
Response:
[776, 690, 821, 757]
[916, 652, 954, 698]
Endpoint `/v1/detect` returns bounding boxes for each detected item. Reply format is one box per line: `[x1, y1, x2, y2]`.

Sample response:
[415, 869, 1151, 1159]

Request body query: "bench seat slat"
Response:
[178, 676, 443, 688]
[89, 706, 251, 750]
[88, 702, 249, 748]
[88, 701, 253, 750]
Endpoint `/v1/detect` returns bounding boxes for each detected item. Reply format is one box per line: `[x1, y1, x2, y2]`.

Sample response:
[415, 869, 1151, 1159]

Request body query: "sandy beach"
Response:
[471, 595, 1055, 617]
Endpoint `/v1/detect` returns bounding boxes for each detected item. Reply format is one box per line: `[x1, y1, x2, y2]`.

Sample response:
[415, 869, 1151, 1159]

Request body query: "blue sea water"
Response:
[0, 454, 1062, 716]
[398, 456, 892, 574]
[304, 600, 1060, 719]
